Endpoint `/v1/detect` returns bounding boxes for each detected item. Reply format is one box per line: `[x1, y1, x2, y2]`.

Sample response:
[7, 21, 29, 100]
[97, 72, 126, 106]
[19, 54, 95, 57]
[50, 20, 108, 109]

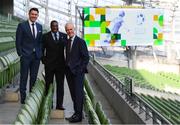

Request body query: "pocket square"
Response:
[39, 30, 42, 32]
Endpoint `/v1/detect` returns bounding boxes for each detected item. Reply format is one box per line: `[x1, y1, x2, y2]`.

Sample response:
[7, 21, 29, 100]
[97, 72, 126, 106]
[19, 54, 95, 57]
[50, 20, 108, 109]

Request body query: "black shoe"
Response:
[69, 115, 82, 123]
[51, 104, 53, 109]
[21, 100, 25, 104]
[56, 106, 65, 110]
[65, 114, 76, 121]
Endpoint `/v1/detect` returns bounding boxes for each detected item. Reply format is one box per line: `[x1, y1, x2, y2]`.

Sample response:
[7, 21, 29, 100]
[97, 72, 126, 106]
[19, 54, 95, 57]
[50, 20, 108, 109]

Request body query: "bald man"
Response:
[65, 23, 89, 123]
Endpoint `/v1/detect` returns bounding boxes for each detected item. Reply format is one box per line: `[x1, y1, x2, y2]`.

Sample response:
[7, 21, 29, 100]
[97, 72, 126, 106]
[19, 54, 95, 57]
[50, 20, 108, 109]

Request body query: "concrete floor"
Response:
[0, 102, 21, 124]
[49, 78, 88, 124]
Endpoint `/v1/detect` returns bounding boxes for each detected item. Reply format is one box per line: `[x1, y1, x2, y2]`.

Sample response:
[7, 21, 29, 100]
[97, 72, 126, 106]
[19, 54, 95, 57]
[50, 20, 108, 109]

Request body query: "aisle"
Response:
[49, 78, 88, 124]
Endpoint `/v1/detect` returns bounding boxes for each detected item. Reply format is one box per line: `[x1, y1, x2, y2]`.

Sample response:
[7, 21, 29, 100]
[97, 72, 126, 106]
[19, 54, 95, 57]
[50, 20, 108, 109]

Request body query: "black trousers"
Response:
[45, 65, 65, 108]
[65, 66, 84, 118]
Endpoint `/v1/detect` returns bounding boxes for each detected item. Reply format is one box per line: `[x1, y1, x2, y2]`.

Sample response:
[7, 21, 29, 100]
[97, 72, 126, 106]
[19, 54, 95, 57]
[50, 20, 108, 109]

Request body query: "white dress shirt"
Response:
[51, 32, 59, 41]
[28, 20, 37, 38]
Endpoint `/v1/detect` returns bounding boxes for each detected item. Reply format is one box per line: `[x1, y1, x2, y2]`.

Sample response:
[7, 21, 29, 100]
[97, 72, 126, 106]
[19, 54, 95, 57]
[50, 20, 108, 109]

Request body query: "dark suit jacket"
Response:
[66, 35, 89, 74]
[42, 31, 66, 68]
[16, 21, 43, 59]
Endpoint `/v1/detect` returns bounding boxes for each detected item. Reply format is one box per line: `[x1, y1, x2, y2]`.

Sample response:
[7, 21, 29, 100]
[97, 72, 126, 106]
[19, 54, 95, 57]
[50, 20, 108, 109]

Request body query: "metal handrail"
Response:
[90, 57, 171, 124]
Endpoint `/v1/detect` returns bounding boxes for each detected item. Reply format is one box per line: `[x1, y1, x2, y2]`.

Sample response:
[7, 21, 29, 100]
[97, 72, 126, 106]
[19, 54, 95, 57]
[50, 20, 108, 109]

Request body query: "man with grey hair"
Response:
[64, 22, 89, 123]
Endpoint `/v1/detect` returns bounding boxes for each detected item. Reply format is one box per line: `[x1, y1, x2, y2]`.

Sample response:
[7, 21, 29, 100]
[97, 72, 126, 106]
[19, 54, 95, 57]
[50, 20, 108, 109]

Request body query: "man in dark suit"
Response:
[65, 23, 89, 123]
[16, 8, 42, 104]
[42, 20, 66, 110]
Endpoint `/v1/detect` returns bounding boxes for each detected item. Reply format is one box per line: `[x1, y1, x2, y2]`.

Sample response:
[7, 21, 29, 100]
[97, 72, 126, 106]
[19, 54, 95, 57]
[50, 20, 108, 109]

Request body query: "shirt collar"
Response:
[67, 35, 75, 41]
[51, 31, 57, 34]
[51, 31, 59, 36]
[28, 20, 36, 25]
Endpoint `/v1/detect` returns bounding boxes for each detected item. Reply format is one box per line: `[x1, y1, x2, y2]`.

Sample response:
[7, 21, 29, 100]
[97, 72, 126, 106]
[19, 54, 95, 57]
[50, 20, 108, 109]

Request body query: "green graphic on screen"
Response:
[83, 7, 164, 46]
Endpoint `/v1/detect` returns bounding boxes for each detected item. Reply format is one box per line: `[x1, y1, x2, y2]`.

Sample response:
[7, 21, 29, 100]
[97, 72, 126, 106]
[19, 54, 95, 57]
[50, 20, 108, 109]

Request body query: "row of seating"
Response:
[84, 77, 110, 124]
[84, 88, 101, 124]
[14, 79, 54, 124]
[38, 81, 54, 124]
[0, 17, 19, 89]
[0, 51, 20, 88]
[0, 16, 17, 36]
[0, 14, 19, 26]
[0, 23, 17, 29]
[0, 25, 16, 46]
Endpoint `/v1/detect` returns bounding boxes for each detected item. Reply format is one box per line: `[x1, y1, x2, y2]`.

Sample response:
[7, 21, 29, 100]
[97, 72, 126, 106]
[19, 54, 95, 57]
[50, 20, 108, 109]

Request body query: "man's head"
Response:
[29, 8, 39, 22]
[50, 20, 59, 33]
[65, 23, 75, 38]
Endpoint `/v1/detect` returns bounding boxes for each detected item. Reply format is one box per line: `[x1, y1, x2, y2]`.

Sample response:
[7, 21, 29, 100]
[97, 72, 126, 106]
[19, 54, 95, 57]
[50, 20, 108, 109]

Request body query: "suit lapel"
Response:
[50, 32, 59, 44]
[49, 32, 55, 42]
[25, 21, 34, 39]
[36, 23, 41, 40]
[59, 32, 64, 40]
